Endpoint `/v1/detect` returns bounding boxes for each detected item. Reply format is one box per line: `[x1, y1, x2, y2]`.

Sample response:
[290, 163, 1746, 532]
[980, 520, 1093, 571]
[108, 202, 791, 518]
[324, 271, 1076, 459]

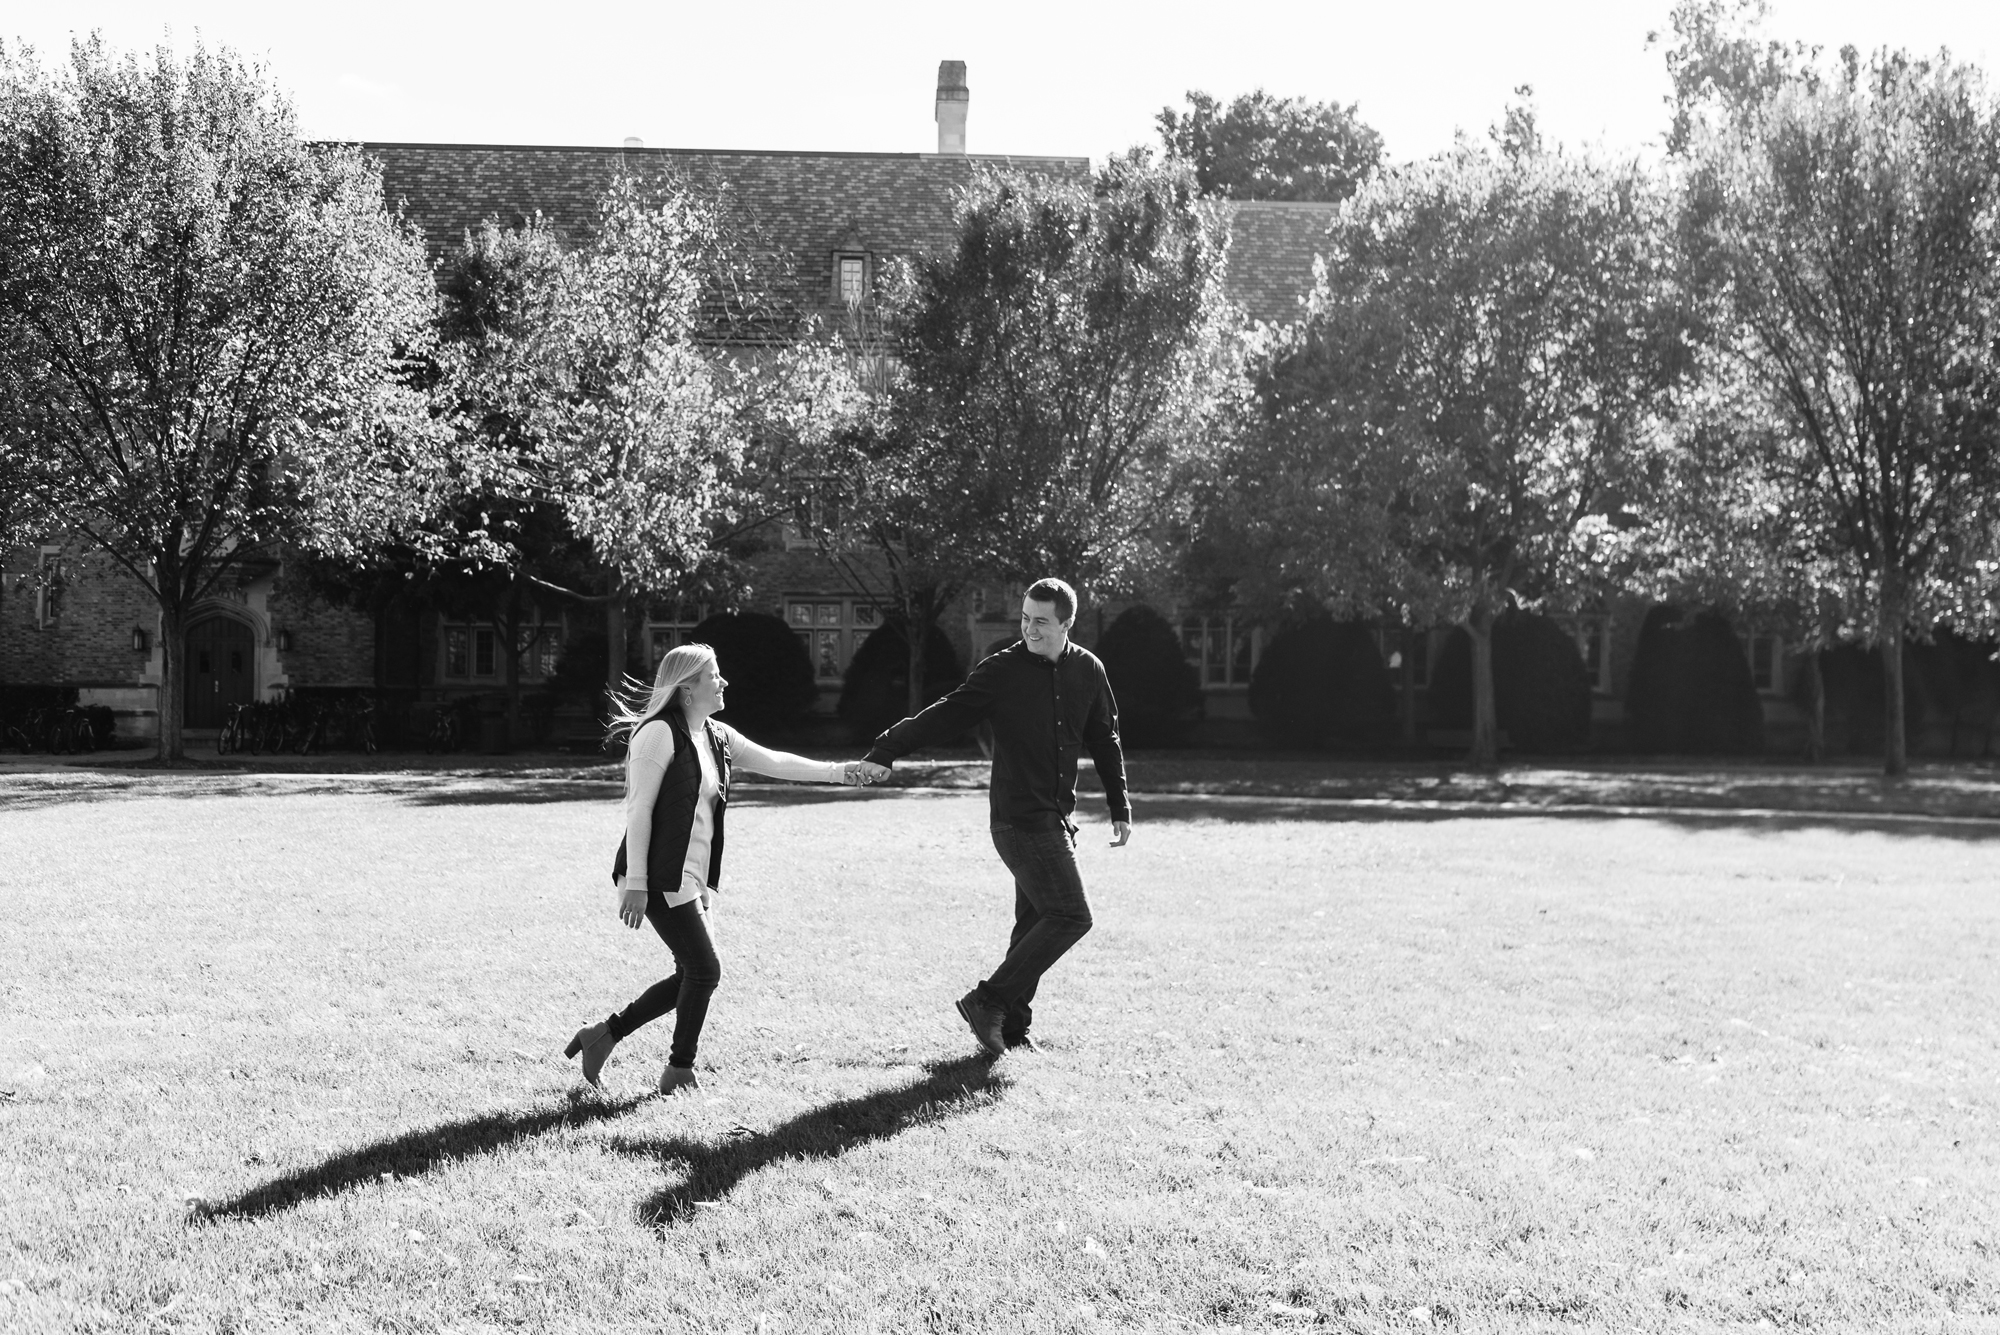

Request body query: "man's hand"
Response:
[619, 885, 647, 928]
[1110, 820, 1131, 848]
[854, 760, 892, 784]
[841, 760, 885, 785]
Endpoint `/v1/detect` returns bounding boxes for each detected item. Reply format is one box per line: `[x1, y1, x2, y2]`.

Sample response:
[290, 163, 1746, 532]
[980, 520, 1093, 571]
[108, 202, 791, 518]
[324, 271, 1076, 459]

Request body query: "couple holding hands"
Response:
[564, 578, 1132, 1095]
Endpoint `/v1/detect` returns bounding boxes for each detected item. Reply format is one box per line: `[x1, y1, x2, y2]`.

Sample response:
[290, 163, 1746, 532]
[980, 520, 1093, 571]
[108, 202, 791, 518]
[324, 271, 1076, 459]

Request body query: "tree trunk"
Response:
[907, 617, 928, 717]
[1467, 602, 1498, 769]
[604, 590, 629, 721]
[503, 579, 522, 747]
[1400, 627, 1419, 746]
[1882, 621, 1908, 778]
[1802, 648, 1825, 763]
[158, 601, 185, 763]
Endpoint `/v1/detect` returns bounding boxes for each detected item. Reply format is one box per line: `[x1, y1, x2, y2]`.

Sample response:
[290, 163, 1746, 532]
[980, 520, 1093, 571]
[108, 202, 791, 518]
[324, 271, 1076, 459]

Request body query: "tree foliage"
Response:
[1157, 89, 1382, 203]
[889, 153, 1237, 589]
[0, 37, 449, 759]
[1678, 44, 2000, 773]
[1224, 130, 1684, 764]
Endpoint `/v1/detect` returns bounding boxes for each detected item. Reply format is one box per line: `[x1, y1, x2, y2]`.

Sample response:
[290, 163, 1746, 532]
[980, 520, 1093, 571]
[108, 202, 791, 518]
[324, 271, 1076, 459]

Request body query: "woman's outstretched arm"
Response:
[723, 726, 866, 784]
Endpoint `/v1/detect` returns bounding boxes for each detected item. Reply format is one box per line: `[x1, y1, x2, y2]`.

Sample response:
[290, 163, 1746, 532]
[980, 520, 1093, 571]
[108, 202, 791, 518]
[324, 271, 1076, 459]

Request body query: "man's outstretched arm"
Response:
[859, 656, 1003, 774]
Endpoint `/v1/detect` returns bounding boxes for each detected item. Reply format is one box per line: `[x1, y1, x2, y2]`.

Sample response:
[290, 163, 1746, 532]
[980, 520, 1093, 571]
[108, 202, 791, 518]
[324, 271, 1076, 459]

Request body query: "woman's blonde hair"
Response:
[607, 641, 718, 744]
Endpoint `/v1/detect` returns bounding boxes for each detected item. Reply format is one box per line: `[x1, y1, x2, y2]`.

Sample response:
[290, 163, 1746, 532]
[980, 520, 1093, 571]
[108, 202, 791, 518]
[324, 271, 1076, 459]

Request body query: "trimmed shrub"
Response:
[1429, 610, 1593, 752]
[1096, 605, 1202, 748]
[691, 612, 819, 732]
[1247, 615, 1396, 748]
[1623, 606, 1763, 754]
[838, 618, 966, 744]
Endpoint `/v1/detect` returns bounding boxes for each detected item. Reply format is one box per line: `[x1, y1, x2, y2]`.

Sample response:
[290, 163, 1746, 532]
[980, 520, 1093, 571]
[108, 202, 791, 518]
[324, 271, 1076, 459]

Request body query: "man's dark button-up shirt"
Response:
[865, 640, 1130, 831]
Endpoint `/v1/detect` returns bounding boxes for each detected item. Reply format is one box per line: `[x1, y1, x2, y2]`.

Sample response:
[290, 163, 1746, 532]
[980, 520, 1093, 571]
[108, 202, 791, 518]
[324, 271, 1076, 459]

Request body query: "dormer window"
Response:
[839, 255, 866, 306]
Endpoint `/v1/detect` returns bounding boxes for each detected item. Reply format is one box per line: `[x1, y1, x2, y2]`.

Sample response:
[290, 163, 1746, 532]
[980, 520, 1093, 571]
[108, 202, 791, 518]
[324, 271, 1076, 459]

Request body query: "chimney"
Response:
[622, 136, 644, 150]
[934, 61, 968, 155]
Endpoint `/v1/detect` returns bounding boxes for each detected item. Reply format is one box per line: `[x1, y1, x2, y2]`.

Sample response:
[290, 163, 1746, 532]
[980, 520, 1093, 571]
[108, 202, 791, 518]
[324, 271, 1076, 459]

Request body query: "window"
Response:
[1562, 619, 1615, 694]
[34, 548, 61, 628]
[646, 604, 709, 669]
[1377, 628, 1434, 687]
[839, 256, 865, 306]
[787, 596, 879, 683]
[1179, 615, 1260, 689]
[1751, 634, 1784, 694]
[441, 607, 564, 683]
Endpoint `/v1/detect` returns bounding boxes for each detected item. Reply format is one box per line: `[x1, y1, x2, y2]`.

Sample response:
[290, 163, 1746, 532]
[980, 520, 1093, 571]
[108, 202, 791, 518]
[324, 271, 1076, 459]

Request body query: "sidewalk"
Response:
[4, 746, 1997, 822]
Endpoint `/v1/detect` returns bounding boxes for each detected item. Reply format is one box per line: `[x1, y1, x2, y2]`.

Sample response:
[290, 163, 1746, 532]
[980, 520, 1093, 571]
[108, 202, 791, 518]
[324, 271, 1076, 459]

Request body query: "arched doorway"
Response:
[185, 615, 256, 728]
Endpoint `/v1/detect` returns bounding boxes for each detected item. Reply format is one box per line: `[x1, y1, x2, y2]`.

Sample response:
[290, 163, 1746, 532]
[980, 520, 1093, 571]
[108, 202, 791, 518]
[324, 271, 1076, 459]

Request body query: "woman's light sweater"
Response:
[620, 717, 845, 907]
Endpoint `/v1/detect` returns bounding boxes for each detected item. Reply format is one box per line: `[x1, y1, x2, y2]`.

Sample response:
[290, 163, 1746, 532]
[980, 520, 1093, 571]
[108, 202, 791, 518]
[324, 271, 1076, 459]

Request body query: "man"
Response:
[858, 578, 1130, 1056]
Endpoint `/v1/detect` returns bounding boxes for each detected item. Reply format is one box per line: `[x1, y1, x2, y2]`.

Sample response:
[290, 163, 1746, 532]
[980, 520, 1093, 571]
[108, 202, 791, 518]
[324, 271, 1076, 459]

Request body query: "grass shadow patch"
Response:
[201, 1089, 645, 1222]
[608, 1055, 1007, 1227]
[1133, 792, 2000, 840]
[402, 780, 619, 806]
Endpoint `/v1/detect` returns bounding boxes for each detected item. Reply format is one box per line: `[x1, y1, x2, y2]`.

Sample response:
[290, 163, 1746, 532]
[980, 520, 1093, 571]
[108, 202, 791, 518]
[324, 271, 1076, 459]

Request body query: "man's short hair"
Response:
[1024, 577, 1077, 623]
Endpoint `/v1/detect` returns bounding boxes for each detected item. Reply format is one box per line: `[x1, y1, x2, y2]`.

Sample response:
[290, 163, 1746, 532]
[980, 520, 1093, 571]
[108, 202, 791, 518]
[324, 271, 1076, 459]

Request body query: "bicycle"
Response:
[217, 702, 249, 755]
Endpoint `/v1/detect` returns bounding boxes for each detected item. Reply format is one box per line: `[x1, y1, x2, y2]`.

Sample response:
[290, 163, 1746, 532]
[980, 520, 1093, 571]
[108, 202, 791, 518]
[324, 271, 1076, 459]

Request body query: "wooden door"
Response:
[185, 616, 255, 728]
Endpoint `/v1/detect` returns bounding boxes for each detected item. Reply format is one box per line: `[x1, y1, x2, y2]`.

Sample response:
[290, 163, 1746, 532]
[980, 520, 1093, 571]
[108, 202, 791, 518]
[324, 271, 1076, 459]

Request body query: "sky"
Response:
[8, 1, 2000, 165]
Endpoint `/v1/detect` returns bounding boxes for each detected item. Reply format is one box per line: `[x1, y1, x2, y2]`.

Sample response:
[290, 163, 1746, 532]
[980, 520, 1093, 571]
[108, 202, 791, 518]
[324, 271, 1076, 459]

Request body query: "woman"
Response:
[565, 643, 867, 1094]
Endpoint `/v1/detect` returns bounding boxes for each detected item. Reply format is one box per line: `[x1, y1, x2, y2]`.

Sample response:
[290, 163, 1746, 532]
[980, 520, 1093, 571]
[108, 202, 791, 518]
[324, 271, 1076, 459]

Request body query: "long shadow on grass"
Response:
[606, 1055, 1006, 1228]
[1132, 793, 2000, 841]
[201, 1090, 645, 1222]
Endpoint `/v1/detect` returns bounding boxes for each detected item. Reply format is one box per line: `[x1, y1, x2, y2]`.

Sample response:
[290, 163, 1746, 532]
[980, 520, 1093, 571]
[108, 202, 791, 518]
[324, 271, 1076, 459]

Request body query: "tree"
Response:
[895, 153, 1237, 590]
[1680, 46, 2000, 775]
[0, 38, 449, 761]
[1225, 125, 1684, 766]
[456, 175, 773, 708]
[794, 155, 1236, 715]
[1158, 89, 1383, 202]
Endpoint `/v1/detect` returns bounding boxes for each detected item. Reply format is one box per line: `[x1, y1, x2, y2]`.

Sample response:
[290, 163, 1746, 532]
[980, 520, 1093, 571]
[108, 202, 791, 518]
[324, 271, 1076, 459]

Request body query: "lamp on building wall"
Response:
[132, 627, 149, 652]
[276, 629, 292, 652]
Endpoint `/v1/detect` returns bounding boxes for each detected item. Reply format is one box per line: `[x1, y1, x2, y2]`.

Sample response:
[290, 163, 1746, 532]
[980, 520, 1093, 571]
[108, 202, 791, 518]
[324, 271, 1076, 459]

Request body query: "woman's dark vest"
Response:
[610, 710, 733, 894]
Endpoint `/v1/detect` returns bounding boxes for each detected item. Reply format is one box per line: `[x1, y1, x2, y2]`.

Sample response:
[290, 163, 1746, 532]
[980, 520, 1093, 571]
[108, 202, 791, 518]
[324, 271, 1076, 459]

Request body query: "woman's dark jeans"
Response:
[606, 892, 720, 1069]
[979, 825, 1094, 1037]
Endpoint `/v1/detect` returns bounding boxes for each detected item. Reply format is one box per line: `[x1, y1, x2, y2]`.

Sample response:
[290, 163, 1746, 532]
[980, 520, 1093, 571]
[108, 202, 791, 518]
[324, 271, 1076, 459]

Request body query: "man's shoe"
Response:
[955, 990, 1006, 1056]
[658, 1064, 700, 1096]
[565, 1020, 619, 1088]
[1003, 1033, 1041, 1053]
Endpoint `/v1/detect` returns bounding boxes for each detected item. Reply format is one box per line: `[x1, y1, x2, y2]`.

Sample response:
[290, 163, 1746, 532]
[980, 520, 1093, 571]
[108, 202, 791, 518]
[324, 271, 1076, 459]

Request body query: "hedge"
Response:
[1247, 615, 1396, 748]
[838, 618, 965, 744]
[1096, 605, 1202, 748]
[691, 612, 820, 732]
[1625, 606, 1764, 754]
[1429, 610, 1592, 752]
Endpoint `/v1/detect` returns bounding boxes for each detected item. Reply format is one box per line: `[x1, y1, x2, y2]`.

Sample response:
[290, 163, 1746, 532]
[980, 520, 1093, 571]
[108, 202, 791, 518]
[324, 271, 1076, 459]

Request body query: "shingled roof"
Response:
[1218, 200, 1339, 326]
[361, 142, 1333, 333]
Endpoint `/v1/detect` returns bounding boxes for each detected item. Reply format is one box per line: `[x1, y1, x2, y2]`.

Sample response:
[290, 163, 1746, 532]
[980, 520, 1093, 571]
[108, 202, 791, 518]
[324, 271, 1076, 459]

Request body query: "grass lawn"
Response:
[1, 773, 1996, 1332]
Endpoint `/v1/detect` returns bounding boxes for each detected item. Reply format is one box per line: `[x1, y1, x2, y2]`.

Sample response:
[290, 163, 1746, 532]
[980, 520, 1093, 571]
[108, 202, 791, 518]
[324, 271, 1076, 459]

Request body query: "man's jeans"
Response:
[979, 825, 1094, 1035]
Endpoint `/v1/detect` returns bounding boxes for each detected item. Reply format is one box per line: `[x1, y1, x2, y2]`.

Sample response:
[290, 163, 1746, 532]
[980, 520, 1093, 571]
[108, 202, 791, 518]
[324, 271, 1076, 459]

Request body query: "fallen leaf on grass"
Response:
[0, 1278, 24, 1298]
[510, 1273, 544, 1286]
[0, 1090, 16, 1103]
[1269, 1301, 1317, 1319]
[1570, 1147, 1596, 1161]
[407, 1230, 427, 1243]
[510, 1048, 537, 1062]
[149, 1295, 185, 1319]
[1407, 1305, 1433, 1324]
[1081, 1236, 1107, 1258]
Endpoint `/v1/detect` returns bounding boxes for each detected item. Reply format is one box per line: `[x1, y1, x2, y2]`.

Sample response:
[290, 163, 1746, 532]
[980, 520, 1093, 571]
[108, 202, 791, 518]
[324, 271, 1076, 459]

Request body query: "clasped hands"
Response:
[841, 760, 892, 786]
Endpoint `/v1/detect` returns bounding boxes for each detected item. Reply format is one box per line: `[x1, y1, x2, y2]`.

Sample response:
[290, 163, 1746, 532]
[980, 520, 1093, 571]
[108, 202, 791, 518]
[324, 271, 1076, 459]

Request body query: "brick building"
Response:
[1, 63, 1340, 745]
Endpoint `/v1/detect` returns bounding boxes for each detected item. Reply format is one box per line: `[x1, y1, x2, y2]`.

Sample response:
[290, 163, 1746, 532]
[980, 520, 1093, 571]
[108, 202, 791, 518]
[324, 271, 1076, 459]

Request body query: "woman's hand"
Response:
[619, 886, 647, 929]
